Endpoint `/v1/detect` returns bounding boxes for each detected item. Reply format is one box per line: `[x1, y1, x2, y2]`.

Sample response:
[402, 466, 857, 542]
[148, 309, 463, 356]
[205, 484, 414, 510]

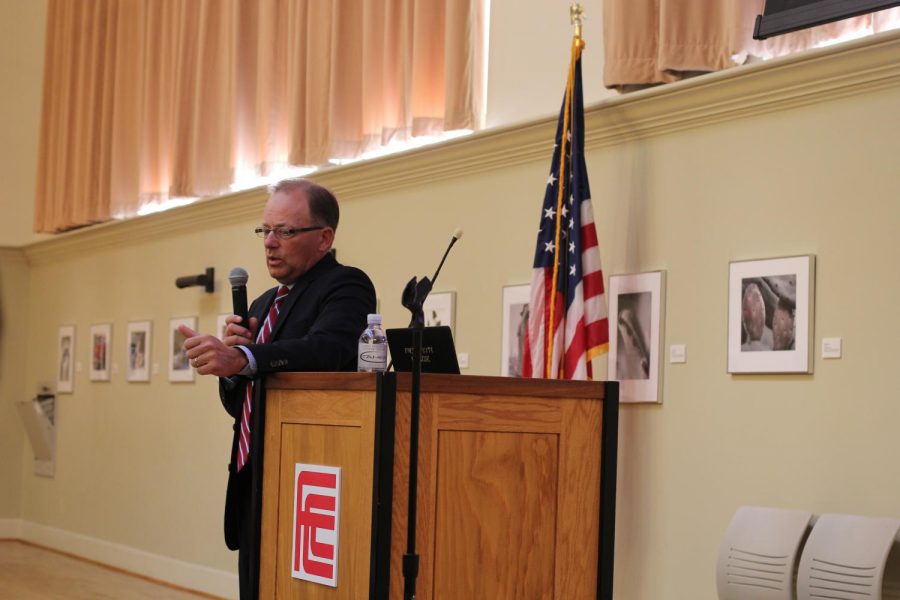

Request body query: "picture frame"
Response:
[89, 323, 112, 381]
[126, 321, 152, 382]
[424, 291, 456, 335]
[501, 284, 531, 377]
[168, 317, 196, 382]
[727, 255, 815, 374]
[57, 325, 76, 394]
[607, 271, 666, 404]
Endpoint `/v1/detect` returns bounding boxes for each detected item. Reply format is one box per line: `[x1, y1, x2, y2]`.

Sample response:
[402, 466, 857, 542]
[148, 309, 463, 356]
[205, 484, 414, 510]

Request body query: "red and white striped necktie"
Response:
[236, 285, 290, 472]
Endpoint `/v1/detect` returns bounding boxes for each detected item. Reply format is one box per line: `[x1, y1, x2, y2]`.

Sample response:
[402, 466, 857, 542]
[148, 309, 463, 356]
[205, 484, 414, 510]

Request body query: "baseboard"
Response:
[18, 521, 238, 599]
[0, 518, 23, 538]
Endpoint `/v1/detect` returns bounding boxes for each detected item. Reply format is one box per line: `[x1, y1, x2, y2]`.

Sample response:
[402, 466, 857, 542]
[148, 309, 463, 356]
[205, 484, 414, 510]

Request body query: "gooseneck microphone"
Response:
[401, 228, 464, 328]
[430, 228, 463, 284]
[228, 267, 249, 325]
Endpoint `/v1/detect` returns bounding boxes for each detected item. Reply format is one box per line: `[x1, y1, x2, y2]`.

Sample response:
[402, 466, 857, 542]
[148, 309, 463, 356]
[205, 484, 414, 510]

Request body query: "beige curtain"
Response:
[35, 0, 485, 233]
[603, 0, 900, 91]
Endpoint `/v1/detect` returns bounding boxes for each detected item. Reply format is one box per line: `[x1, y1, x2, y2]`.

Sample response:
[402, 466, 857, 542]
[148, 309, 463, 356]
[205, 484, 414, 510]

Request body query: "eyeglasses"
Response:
[254, 225, 325, 240]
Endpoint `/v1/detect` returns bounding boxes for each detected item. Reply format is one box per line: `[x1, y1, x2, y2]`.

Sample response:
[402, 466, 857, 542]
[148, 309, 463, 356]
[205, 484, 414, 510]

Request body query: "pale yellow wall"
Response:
[0, 250, 28, 518]
[0, 0, 48, 247]
[486, 0, 617, 127]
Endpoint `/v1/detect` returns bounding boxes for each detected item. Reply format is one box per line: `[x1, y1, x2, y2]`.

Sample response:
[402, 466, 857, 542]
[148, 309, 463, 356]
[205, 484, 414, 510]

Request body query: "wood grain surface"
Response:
[259, 388, 376, 599]
[391, 385, 604, 599]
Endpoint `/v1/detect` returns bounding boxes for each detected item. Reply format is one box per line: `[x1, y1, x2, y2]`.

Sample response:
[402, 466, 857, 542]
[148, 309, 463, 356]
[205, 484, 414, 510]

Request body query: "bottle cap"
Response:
[367, 313, 382, 325]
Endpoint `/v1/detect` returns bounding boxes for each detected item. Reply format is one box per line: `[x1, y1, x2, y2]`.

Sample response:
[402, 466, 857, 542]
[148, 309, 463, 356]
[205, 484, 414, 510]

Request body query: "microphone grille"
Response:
[453, 228, 464, 240]
[228, 267, 249, 286]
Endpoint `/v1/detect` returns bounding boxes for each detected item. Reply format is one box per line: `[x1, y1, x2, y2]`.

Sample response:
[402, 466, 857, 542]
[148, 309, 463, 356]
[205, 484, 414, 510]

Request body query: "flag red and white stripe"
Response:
[522, 39, 608, 380]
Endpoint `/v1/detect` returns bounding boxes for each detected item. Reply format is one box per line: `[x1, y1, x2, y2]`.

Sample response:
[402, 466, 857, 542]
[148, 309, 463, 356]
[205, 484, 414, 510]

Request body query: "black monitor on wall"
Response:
[754, 0, 900, 39]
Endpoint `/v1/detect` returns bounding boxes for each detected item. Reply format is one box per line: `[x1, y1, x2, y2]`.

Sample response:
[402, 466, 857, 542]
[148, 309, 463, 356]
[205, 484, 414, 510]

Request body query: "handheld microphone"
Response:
[222, 267, 249, 391]
[228, 267, 249, 325]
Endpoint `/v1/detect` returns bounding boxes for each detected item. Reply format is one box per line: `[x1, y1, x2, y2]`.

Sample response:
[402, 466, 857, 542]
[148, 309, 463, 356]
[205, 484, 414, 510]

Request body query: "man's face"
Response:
[261, 190, 334, 284]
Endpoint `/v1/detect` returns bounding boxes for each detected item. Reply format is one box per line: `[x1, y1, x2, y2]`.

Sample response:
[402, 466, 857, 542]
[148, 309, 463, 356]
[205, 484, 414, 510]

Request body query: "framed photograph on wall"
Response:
[501, 284, 531, 377]
[168, 317, 196, 382]
[126, 321, 152, 382]
[424, 292, 456, 335]
[57, 325, 76, 394]
[727, 255, 815, 374]
[608, 271, 666, 404]
[89, 323, 112, 381]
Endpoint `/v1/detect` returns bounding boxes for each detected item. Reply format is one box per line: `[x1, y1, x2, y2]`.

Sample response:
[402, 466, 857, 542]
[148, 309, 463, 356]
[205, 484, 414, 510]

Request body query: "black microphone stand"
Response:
[399, 236, 457, 600]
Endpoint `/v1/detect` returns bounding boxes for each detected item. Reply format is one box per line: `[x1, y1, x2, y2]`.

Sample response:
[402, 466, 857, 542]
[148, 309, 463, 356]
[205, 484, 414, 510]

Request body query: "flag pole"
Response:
[545, 5, 586, 378]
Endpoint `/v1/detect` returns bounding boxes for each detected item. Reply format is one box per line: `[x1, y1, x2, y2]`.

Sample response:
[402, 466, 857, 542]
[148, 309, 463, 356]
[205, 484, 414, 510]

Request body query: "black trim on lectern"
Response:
[370, 372, 396, 600]
[597, 381, 619, 600]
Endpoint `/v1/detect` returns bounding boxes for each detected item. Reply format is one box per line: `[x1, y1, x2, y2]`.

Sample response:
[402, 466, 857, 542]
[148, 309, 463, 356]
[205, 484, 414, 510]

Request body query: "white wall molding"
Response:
[0, 518, 23, 538]
[22, 29, 900, 265]
[17, 521, 237, 599]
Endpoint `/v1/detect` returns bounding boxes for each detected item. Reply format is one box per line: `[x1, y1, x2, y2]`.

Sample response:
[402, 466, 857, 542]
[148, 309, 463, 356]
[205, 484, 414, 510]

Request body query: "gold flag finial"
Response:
[570, 2, 585, 40]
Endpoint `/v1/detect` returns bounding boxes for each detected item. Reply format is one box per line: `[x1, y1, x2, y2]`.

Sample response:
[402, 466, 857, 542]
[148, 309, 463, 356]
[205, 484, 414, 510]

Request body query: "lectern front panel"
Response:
[433, 430, 559, 598]
[390, 377, 604, 600]
[259, 387, 378, 599]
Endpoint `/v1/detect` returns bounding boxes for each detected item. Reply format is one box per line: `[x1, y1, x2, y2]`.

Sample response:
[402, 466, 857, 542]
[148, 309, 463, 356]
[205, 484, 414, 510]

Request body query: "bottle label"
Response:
[358, 343, 387, 370]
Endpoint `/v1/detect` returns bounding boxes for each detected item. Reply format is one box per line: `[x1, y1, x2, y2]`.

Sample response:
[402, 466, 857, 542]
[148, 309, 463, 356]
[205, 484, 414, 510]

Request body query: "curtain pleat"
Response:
[444, 0, 485, 131]
[35, 0, 485, 233]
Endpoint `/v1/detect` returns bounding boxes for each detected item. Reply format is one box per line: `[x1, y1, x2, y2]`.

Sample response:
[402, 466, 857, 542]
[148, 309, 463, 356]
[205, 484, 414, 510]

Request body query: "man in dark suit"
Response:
[179, 178, 376, 599]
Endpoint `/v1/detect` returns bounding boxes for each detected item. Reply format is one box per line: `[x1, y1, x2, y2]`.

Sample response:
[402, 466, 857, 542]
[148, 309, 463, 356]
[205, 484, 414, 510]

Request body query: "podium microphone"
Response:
[222, 267, 249, 391]
[431, 228, 463, 284]
[401, 229, 463, 328]
[399, 228, 463, 600]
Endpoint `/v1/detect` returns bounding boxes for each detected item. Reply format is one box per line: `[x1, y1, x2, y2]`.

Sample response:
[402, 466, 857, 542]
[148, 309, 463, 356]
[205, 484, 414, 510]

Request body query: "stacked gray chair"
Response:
[796, 513, 900, 600]
[717, 506, 814, 600]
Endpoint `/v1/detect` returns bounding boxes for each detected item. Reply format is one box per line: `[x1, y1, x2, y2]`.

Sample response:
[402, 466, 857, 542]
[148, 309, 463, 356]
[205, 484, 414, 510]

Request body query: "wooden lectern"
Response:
[258, 372, 618, 600]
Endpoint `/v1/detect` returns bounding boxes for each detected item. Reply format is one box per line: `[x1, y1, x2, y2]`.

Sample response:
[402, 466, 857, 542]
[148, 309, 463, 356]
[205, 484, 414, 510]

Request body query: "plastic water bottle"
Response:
[358, 314, 387, 372]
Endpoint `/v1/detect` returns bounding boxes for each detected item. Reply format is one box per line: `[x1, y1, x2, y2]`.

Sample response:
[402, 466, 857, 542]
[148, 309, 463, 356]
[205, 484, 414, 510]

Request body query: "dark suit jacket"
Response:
[219, 252, 376, 550]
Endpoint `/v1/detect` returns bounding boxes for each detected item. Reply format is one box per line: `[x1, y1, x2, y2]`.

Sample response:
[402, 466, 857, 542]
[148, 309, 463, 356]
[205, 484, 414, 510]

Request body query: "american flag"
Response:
[523, 43, 608, 380]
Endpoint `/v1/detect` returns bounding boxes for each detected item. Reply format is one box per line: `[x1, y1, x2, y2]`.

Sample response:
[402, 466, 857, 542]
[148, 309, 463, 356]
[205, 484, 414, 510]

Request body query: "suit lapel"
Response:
[266, 253, 338, 341]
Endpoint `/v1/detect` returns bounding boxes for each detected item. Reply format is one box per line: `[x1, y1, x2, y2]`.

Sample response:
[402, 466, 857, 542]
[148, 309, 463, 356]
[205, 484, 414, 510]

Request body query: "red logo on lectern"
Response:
[291, 464, 341, 586]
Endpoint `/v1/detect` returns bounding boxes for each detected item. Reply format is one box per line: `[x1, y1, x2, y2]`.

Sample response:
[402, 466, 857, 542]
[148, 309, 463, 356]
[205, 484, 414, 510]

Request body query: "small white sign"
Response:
[822, 337, 842, 359]
[292, 463, 341, 587]
[669, 344, 686, 364]
[457, 352, 470, 369]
